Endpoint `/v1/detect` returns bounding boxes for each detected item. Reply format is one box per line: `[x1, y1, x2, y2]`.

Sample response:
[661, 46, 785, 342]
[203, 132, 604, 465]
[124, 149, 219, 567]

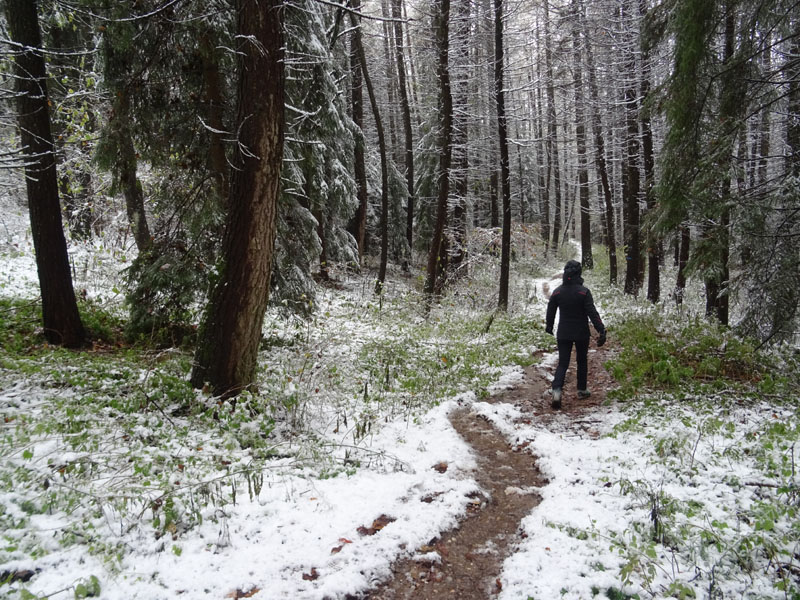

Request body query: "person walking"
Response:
[545, 260, 606, 409]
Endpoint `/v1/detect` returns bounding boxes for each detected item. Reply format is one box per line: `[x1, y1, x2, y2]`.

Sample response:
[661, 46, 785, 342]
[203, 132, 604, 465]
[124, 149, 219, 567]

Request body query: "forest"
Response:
[1, 0, 799, 599]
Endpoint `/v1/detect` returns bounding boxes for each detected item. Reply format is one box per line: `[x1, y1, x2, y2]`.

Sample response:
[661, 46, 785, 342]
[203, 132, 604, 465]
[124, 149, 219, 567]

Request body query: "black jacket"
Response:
[546, 275, 605, 341]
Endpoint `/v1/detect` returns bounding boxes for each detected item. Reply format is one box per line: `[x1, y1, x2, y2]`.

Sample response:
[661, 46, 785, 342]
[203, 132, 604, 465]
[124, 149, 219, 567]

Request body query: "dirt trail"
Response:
[362, 345, 613, 599]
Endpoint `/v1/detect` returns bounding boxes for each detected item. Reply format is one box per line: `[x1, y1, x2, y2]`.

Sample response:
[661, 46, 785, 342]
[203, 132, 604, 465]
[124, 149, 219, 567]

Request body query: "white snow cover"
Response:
[8, 399, 481, 600]
[475, 394, 798, 600]
[2, 196, 797, 599]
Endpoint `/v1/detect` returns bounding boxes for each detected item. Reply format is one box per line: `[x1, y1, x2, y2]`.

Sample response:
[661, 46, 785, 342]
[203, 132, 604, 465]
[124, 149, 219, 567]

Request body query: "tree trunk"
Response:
[544, 0, 562, 250]
[200, 30, 230, 205]
[640, 0, 659, 303]
[450, 0, 471, 273]
[392, 0, 416, 252]
[349, 24, 369, 259]
[675, 226, 690, 305]
[496, 0, 512, 310]
[584, 17, 616, 282]
[534, 68, 550, 249]
[349, 4, 390, 294]
[381, 0, 400, 163]
[102, 28, 152, 254]
[424, 0, 453, 305]
[490, 170, 499, 228]
[484, 0, 499, 230]
[191, 0, 284, 397]
[643, 86, 660, 304]
[6, 0, 85, 348]
[572, 0, 592, 270]
[705, 5, 737, 325]
[622, 0, 641, 296]
[115, 89, 152, 253]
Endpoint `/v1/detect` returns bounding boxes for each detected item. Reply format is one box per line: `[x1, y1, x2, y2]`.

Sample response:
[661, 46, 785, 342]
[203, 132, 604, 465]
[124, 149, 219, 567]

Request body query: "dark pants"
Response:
[552, 338, 589, 391]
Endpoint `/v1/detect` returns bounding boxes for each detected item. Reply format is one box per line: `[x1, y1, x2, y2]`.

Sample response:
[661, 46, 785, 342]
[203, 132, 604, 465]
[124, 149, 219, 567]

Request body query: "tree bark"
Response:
[622, 0, 641, 296]
[640, 0, 659, 303]
[200, 30, 230, 205]
[675, 226, 690, 305]
[572, 0, 592, 270]
[6, 0, 85, 348]
[533, 57, 550, 249]
[424, 0, 453, 305]
[483, 0, 499, 230]
[450, 0, 471, 273]
[584, 16, 616, 282]
[349, 23, 369, 259]
[191, 0, 284, 397]
[705, 4, 737, 325]
[349, 4, 390, 294]
[392, 0, 416, 252]
[115, 88, 152, 253]
[495, 0, 512, 310]
[381, 0, 400, 164]
[543, 0, 562, 251]
[101, 20, 152, 254]
[490, 170, 499, 228]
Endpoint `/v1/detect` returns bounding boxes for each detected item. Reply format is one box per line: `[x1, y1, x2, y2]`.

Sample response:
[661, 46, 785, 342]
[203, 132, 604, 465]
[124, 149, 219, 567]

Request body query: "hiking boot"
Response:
[577, 389, 591, 399]
[551, 388, 562, 409]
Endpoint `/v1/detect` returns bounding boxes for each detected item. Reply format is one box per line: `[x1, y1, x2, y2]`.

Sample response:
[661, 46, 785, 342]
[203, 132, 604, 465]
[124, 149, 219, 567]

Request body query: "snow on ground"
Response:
[2, 196, 797, 599]
[5, 398, 481, 600]
[476, 390, 798, 600]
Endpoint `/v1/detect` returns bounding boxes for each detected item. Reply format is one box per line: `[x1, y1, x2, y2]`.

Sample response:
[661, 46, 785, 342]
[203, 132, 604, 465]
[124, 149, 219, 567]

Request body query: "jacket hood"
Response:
[563, 260, 583, 284]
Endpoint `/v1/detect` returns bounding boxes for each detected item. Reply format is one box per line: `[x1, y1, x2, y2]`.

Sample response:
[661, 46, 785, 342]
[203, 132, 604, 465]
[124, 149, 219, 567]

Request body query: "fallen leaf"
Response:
[338, 537, 353, 544]
[331, 545, 343, 554]
[302, 568, 319, 581]
[421, 492, 443, 503]
[432, 462, 448, 473]
[495, 578, 503, 591]
[357, 515, 396, 536]
[372, 514, 396, 531]
[224, 587, 260, 599]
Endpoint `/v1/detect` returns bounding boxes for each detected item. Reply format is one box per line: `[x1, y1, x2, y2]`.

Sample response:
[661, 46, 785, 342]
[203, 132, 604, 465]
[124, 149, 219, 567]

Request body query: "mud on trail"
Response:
[362, 346, 615, 599]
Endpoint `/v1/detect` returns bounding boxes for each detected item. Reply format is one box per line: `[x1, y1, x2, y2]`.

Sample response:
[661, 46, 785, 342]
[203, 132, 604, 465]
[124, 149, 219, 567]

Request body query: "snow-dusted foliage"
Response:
[735, 178, 800, 345]
[273, 1, 359, 311]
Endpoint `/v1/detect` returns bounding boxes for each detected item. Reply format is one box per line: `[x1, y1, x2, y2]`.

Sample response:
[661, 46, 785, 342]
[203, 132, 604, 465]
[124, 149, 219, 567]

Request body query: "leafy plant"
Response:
[605, 312, 786, 399]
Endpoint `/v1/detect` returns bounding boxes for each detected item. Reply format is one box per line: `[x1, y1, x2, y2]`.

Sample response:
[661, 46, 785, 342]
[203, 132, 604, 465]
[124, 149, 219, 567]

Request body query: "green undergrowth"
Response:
[606, 310, 794, 400]
[0, 297, 125, 356]
[588, 308, 800, 598]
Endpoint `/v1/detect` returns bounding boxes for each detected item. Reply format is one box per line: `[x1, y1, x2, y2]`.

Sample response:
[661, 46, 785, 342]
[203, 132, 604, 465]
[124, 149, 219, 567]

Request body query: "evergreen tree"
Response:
[191, 0, 285, 397]
[424, 0, 453, 305]
[93, 0, 234, 344]
[4, 0, 85, 348]
[274, 1, 357, 310]
[496, 0, 512, 310]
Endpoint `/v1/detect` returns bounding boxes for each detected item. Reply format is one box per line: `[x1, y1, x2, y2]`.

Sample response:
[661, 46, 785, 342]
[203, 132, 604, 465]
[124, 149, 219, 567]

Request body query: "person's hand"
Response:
[597, 331, 607, 347]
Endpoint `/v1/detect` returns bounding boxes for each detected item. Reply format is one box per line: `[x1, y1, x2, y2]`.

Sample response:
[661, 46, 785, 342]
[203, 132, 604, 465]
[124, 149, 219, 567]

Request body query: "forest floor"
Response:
[3, 196, 799, 599]
[366, 338, 616, 600]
